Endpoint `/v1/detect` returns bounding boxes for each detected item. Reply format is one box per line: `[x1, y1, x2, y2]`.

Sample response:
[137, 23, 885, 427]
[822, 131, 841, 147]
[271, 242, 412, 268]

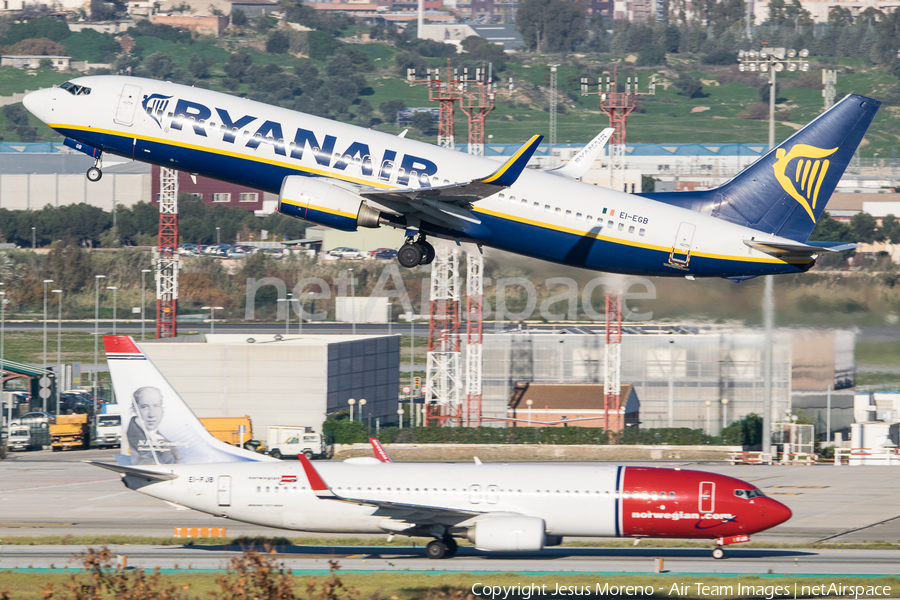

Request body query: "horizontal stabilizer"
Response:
[743, 239, 850, 256]
[549, 128, 614, 179]
[87, 461, 178, 481]
[359, 135, 543, 206]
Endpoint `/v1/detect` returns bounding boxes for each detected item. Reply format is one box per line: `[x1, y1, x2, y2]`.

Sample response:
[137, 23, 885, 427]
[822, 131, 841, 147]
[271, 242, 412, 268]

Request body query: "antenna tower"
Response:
[549, 64, 559, 163]
[604, 294, 623, 433]
[408, 60, 463, 149]
[823, 69, 837, 110]
[581, 67, 655, 191]
[156, 167, 179, 338]
[464, 251, 484, 426]
[460, 65, 497, 157]
[424, 246, 463, 426]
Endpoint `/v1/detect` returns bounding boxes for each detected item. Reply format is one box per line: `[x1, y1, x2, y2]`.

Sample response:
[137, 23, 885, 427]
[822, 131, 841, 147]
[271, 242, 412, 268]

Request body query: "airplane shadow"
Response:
[187, 544, 816, 561]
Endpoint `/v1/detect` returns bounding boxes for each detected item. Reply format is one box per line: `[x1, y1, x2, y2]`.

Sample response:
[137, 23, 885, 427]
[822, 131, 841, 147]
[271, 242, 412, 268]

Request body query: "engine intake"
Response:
[467, 516, 546, 552]
[278, 175, 380, 232]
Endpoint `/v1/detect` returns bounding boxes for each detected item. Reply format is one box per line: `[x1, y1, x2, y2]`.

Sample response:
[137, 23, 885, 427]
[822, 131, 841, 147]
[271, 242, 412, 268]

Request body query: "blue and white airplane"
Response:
[23, 76, 878, 278]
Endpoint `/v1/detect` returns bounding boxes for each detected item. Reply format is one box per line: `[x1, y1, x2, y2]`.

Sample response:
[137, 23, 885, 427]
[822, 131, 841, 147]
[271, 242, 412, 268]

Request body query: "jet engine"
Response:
[278, 176, 381, 232]
[466, 516, 546, 552]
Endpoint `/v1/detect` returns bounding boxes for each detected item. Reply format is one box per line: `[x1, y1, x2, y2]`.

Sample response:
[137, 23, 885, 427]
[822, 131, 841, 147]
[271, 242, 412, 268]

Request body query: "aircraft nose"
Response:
[762, 497, 792, 528]
[22, 88, 50, 122]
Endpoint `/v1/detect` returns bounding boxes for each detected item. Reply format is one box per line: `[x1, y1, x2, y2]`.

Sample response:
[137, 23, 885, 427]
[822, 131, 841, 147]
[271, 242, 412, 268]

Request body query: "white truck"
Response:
[95, 404, 122, 448]
[8, 423, 34, 451]
[266, 426, 326, 460]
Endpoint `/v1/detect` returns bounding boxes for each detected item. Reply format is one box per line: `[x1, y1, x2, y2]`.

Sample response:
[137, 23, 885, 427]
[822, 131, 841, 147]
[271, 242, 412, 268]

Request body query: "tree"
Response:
[188, 53, 214, 78]
[223, 50, 252, 80]
[881, 214, 900, 244]
[411, 111, 435, 134]
[230, 8, 247, 26]
[516, 0, 588, 52]
[90, 0, 119, 21]
[379, 98, 406, 123]
[0, 16, 70, 44]
[636, 43, 666, 66]
[142, 52, 175, 79]
[8, 37, 66, 55]
[62, 29, 121, 63]
[850, 212, 881, 243]
[674, 74, 703, 98]
[266, 29, 290, 53]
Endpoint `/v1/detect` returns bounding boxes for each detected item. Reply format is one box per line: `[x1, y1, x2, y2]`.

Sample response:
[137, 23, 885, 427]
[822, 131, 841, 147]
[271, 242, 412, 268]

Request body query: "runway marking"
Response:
[0, 477, 117, 493]
[767, 492, 803, 495]
[0, 523, 74, 528]
[88, 491, 129, 502]
[768, 486, 829, 489]
[812, 514, 900, 543]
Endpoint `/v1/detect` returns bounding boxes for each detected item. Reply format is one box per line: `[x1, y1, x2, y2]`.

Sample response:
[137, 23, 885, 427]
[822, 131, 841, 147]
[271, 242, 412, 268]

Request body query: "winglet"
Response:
[369, 437, 393, 463]
[549, 128, 614, 180]
[299, 453, 338, 498]
[478, 134, 543, 187]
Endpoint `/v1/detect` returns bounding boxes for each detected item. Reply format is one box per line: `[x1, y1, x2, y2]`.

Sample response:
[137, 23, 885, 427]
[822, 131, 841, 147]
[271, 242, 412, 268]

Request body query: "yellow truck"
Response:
[199, 416, 253, 448]
[50, 414, 89, 451]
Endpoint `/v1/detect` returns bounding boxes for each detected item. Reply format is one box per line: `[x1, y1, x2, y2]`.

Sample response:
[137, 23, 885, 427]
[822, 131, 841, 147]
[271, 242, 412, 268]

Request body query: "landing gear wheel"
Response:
[426, 539, 448, 559]
[398, 243, 423, 268]
[270, 448, 282, 460]
[86, 167, 102, 182]
[443, 536, 458, 557]
[418, 241, 435, 265]
[712, 547, 725, 560]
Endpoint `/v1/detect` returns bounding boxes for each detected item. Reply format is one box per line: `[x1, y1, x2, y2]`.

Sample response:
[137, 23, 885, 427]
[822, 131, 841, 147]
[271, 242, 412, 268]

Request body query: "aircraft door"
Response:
[114, 84, 142, 126]
[217, 475, 232, 507]
[669, 222, 696, 266]
[699, 481, 715, 513]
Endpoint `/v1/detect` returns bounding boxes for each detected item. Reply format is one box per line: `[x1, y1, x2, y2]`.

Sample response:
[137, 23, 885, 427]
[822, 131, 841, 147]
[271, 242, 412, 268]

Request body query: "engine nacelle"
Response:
[278, 175, 380, 232]
[466, 516, 546, 552]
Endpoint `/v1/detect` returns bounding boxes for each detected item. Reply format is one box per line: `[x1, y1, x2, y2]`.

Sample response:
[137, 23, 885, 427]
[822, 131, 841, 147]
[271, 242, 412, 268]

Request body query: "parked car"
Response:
[11, 411, 56, 425]
[368, 247, 393, 257]
[227, 249, 249, 259]
[260, 248, 284, 259]
[373, 249, 398, 260]
[327, 247, 365, 259]
[177, 244, 197, 255]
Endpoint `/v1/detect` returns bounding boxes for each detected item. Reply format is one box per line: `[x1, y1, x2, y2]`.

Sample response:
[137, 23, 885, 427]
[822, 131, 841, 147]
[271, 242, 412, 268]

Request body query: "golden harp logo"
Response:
[773, 144, 838, 222]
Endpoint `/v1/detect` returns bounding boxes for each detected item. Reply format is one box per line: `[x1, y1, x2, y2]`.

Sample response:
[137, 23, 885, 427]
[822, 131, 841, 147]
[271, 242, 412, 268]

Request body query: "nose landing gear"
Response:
[86, 155, 103, 182]
[397, 236, 435, 268]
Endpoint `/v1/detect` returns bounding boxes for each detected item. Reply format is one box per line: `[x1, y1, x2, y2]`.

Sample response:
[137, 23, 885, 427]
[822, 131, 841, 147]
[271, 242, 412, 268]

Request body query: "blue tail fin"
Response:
[642, 94, 880, 242]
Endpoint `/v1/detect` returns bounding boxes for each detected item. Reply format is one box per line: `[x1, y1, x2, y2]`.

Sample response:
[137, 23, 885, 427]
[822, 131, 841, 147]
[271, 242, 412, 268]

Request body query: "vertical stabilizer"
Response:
[104, 335, 273, 465]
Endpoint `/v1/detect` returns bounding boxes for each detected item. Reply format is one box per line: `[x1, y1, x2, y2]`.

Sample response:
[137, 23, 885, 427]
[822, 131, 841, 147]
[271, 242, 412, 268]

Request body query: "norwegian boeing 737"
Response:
[93, 335, 792, 560]
[23, 77, 877, 278]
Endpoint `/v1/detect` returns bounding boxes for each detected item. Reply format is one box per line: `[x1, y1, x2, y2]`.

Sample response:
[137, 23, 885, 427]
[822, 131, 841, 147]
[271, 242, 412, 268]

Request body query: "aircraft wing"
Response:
[359, 135, 543, 211]
[299, 454, 496, 526]
[88, 461, 178, 482]
[743, 239, 856, 256]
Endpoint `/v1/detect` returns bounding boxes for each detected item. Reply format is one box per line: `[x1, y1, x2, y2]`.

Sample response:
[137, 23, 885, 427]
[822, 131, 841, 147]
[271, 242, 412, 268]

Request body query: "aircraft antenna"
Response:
[424, 246, 462, 426]
[464, 251, 484, 426]
[156, 167, 179, 338]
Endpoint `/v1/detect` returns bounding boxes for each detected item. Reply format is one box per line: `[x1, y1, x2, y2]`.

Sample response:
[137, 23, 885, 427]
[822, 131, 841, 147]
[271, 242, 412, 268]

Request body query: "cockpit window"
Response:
[59, 81, 91, 96]
[734, 489, 766, 499]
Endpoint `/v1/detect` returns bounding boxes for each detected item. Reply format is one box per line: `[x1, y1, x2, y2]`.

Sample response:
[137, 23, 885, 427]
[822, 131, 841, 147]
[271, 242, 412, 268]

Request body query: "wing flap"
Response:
[87, 461, 178, 481]
[744, 239, 841, 256]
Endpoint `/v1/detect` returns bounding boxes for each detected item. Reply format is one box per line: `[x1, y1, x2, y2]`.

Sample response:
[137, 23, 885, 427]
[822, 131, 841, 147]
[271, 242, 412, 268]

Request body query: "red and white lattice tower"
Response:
[581, 67, 656, 191]
[424, 246, 462, 427]
[460, 65, 496, 157]
[156, 167, 179, 338]
[464, 251, 483, 426]
[407, 60, 463, 150]
[604, 294, 623, 433]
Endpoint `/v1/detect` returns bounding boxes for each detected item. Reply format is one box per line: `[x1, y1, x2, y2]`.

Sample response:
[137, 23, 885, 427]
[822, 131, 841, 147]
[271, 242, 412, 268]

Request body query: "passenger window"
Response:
[510, 196, 516, 203]
[554, 207, 561, 214]
[544, 205, 551, 212]
[521, 198, 527, 205]
[576, 213, 582, 220]
[209, 122, 216, 128]
[628, 225, 635, 233]
[669, 491, 675, 498]
[639, 228, 646, 236]
[618, 223, 624, 231]
[533, 202, 540, 210]
[608, 220, 614, 228]
[565, 210, 572, 217]
[586, 215, 593, 222]
[499, 193, 505, 200]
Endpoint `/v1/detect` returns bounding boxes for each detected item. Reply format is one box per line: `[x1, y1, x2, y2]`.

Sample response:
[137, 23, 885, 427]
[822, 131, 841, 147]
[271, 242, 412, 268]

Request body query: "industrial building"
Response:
[481, 326, 854, 436]
[140, 333, 401, 435]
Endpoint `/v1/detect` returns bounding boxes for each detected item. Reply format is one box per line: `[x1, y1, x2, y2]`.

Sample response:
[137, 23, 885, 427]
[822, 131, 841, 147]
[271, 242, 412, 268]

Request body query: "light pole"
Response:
[348, 398, 356, 422]
[299, 291, 314, 335]
[201, 306, 224, 334]
[359, 398, 367, 424]
[31, 227, 36, 250]
[94, 274, 106, 404]
[408, 311, 414, 427]
[277, 293, 293, 335]
[721, 398, 729, 430]
[216, 227, 221, 245]
[526, 398, 534, 427]
[42, 279, 53, 412]
[0, 288, 5, 422]
[106, 286, 118, 335]
[52, 289, 61, 415]
[141, 269, 152, 341]
[348, 268, 356, 335]
[737, 47, 807, 463]
[397, 406, 404, 429]
[705, 400, 712, 436]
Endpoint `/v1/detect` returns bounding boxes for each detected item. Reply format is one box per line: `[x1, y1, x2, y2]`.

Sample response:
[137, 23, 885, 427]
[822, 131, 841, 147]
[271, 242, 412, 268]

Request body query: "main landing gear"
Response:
[712, 547, 726, 559]
[86, 154, 103, 182]
[425, 535, 458, 559]
[397, 235, 435, 268]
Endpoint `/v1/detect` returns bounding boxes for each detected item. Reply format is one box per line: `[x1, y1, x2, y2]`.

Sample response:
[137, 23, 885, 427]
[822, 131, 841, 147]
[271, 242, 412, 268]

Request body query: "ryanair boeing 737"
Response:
[23, 77, 878, 278]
